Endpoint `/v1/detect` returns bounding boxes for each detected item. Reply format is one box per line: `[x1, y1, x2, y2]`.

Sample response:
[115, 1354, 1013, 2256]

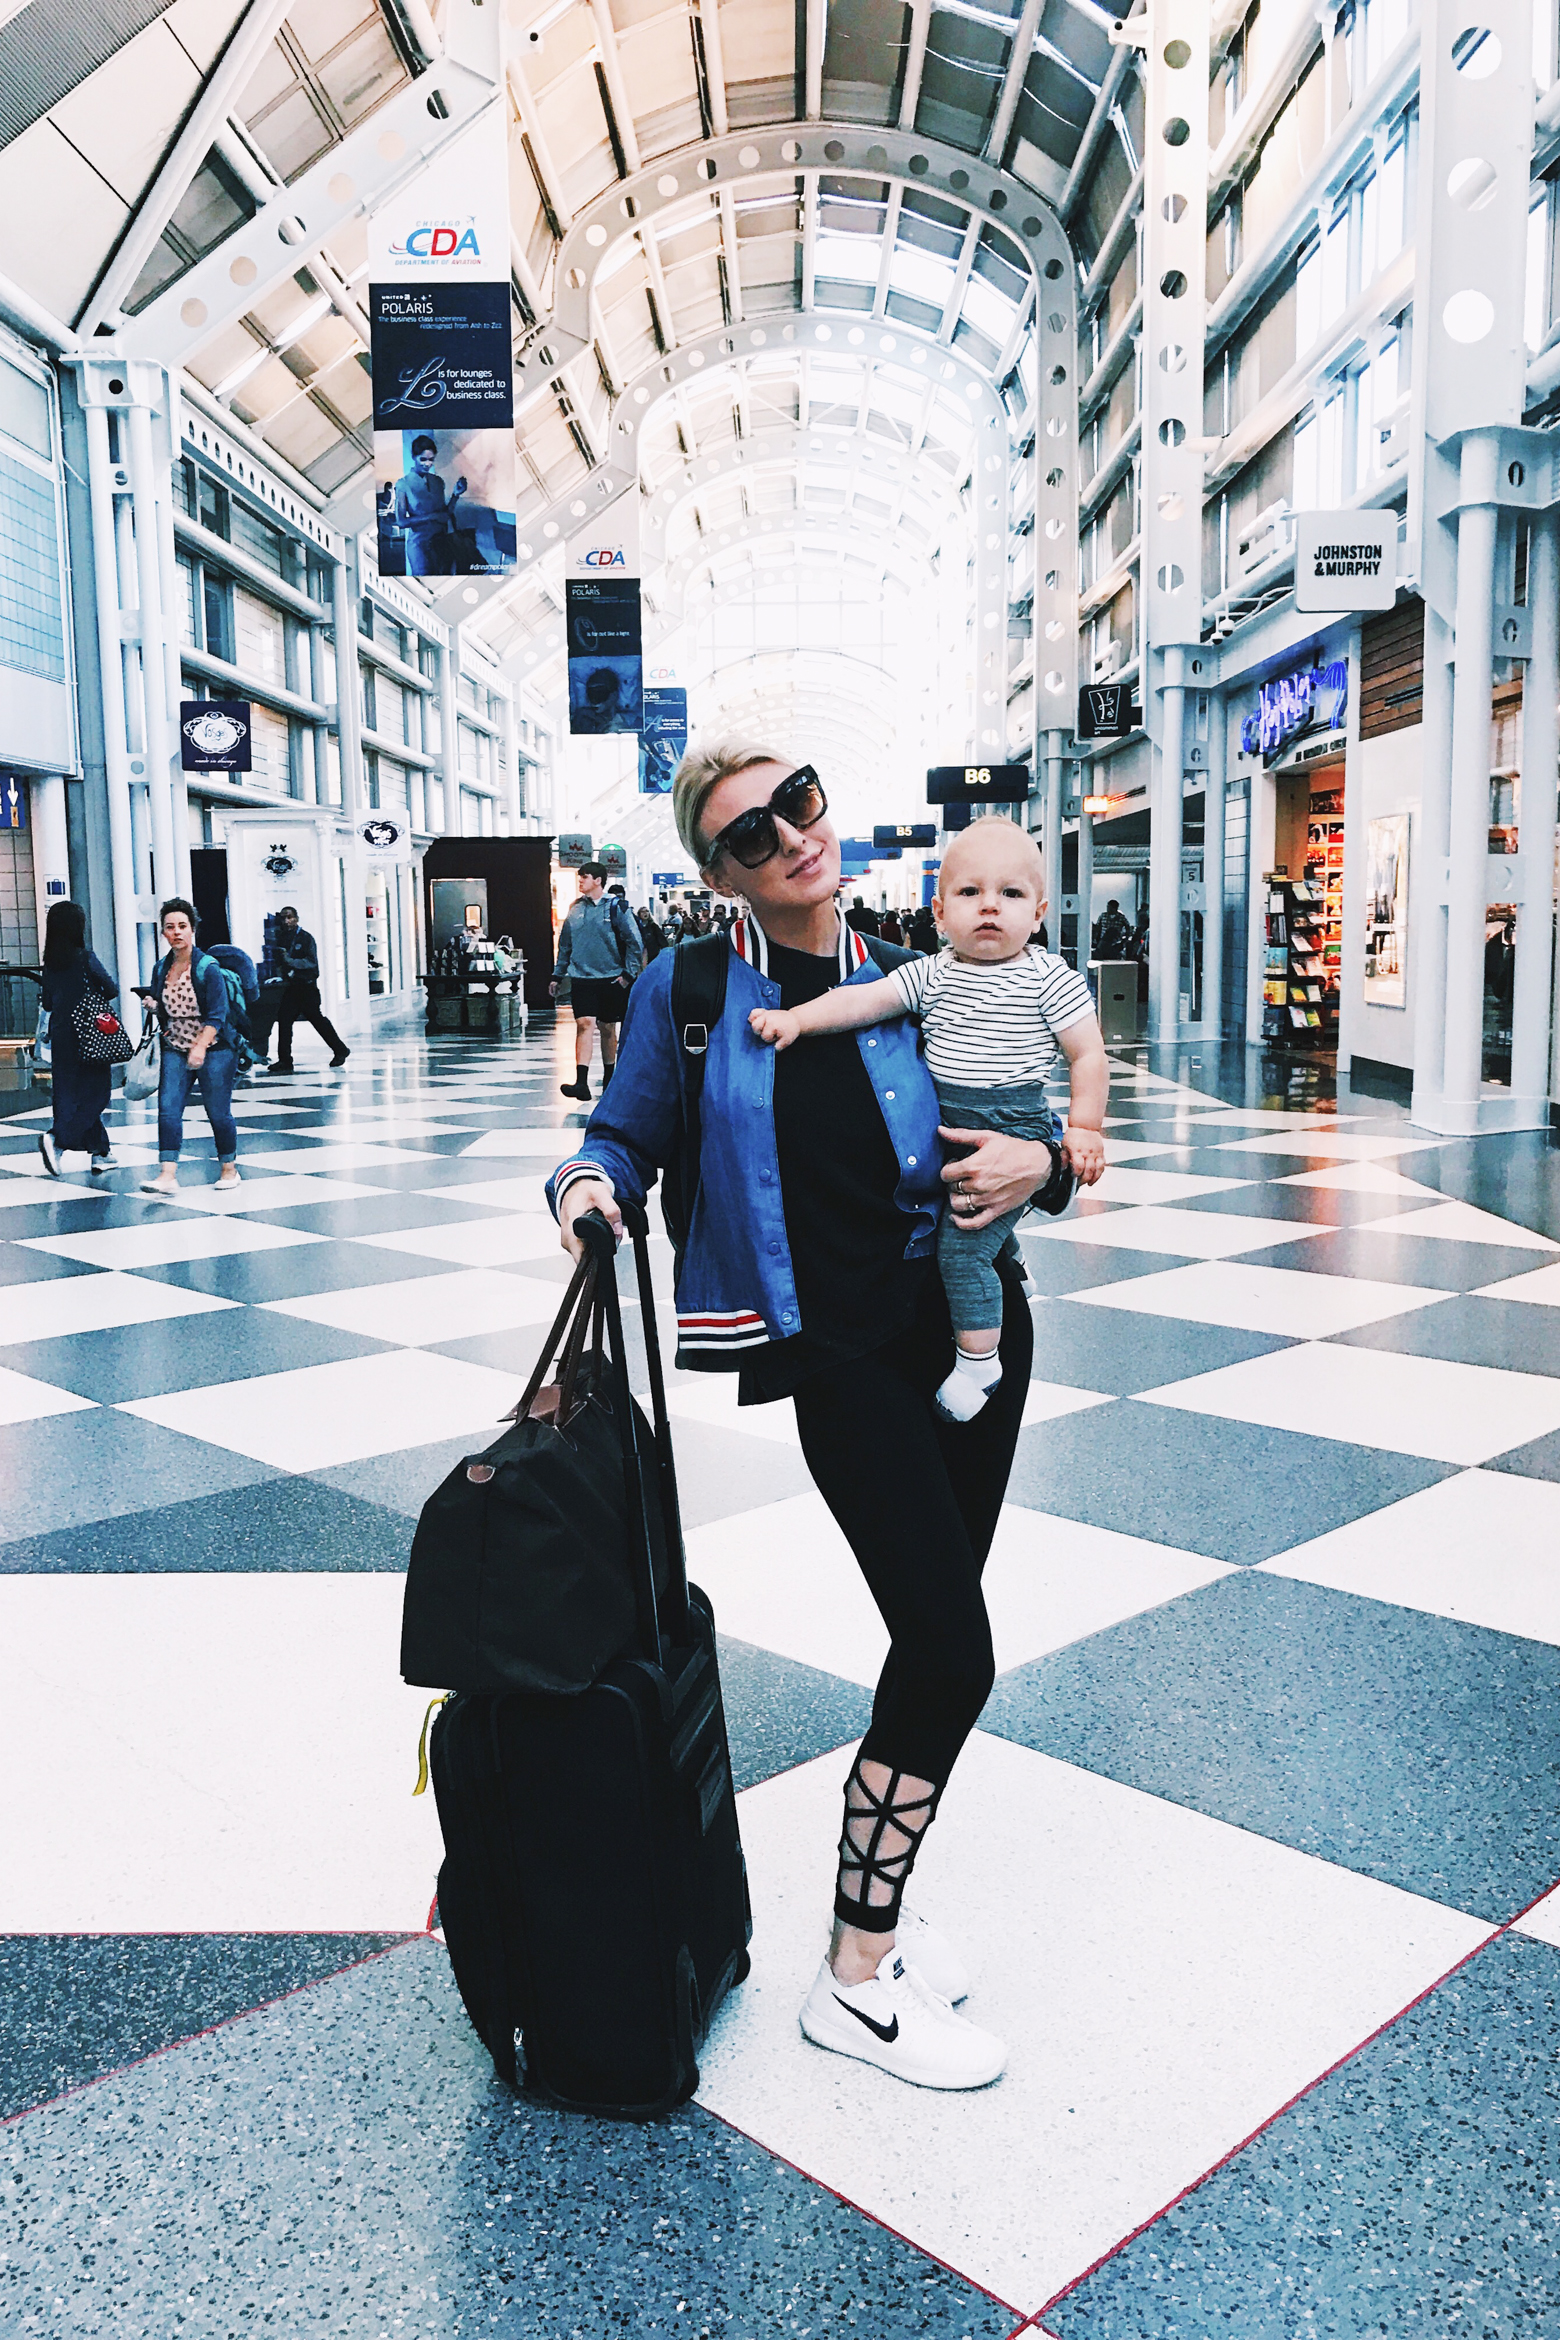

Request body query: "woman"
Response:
[37, 901, 120, 1178]
[548, 743, 1059, 2092]
[136, 898, 241, 1198]
[879, 909, 905, 946]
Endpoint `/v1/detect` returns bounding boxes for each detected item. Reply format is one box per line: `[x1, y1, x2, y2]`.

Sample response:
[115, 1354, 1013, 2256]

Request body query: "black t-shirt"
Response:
[738, 938, 932, 1404]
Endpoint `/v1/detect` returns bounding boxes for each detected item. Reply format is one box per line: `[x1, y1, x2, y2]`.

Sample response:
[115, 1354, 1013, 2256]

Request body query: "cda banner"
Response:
[638, 684, 688, 792]
[368, 105, 515, 579]
[566, 504, 642, 734]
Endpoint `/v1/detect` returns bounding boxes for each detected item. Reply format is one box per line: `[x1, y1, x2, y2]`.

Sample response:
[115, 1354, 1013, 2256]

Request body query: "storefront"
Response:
[1233, 640, 1352, 1059]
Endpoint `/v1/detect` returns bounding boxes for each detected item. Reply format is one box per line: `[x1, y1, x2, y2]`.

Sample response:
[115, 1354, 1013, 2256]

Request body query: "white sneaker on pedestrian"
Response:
[89, 1154, 117, 1173]
[38, 1132, 60, 1177]
[799, 1949, 1005, 2089]
[897, 1905, 970, 2004]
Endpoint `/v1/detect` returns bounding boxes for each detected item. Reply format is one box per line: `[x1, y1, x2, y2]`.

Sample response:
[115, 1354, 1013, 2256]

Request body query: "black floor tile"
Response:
[1, 1944, 1021, 2338]
[1238, 1227, 1541, 1292]
[1330, 1292, 1560, 1376]
[1004, 1398, 1452, 1564]
[1031, 1299, 1293, 1394]
[133, 1241, 460, 1302]
[7, 1310, 396, 1403]
[1016, 1233, 1199, 1295]
[983, 1568, 1560, 1922]
[0, 1409, 279, 1541]
[1485, 1423, 1560, 1483]
[0, 1240, 99, 1284]
[0, 1932, 410, 2118]
[717, 1634, 874, 1790]
[0, 1476, 416, 1574]
[235, 1192, 516, 1237]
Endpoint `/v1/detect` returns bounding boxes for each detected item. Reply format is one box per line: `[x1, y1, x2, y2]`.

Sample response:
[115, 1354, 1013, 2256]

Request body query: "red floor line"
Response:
[1, 1933, 430, 2129]
[1032, 1870, 1560, 2325]
[696, 2097, 1028, 2321]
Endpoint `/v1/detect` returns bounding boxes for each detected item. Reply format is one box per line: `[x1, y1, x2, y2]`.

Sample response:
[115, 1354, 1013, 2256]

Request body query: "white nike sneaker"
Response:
[897, 1905, 970, 2004]
[799, 1950, 1005, 2090]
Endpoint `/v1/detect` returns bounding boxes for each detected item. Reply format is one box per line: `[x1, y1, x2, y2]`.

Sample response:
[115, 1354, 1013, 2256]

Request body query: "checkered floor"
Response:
[6, 1021, 1560, 2336]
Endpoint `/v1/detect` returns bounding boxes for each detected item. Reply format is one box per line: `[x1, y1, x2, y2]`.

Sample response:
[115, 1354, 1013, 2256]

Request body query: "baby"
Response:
[749, 818, 1109, 1421]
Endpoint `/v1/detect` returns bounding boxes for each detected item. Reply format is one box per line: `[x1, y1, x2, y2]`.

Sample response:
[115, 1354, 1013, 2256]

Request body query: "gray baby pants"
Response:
[936, 1079, 1060, 1329]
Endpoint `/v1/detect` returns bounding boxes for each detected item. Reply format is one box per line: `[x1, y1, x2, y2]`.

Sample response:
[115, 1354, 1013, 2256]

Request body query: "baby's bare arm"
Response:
[748, 973, 906, 1049]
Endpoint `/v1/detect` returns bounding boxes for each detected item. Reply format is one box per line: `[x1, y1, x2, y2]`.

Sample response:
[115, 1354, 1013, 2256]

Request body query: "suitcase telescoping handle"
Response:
[576, 1206, 693, 1659]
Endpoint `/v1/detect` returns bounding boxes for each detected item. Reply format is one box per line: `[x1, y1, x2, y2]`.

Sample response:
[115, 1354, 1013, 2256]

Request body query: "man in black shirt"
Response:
[269, 906, 350, 1072]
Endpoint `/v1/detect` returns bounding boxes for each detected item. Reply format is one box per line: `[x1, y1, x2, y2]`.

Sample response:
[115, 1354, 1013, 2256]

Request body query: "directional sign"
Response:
[0, 774, 26, 831]
[1076, 684, 1136, 740]
[926, 764, 1030, 805]
[874, 823, 938, 847]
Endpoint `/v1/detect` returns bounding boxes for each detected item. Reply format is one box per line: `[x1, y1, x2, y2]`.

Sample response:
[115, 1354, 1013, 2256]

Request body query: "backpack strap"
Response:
[664, 932, 729, 1252]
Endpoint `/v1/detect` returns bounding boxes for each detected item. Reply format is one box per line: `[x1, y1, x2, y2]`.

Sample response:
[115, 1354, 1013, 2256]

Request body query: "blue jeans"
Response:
[936, 1079, 1059, 1330]
[158, 1045, 238, 1164]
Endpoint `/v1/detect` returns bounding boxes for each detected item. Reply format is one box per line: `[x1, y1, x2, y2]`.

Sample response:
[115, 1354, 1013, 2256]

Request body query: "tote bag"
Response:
[122, 1017, 160, 1101]
[70, 988, 135, 1065]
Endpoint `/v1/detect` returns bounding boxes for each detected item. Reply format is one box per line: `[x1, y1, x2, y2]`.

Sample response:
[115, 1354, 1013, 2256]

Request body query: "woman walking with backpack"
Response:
[135, 898, 242, 1197]
[37, 901, 121, 1178]
[548, 742, 1069, 2093]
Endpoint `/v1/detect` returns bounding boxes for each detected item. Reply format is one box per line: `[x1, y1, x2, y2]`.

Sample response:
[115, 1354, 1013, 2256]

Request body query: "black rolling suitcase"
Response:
[424, 1206, 751, 2118]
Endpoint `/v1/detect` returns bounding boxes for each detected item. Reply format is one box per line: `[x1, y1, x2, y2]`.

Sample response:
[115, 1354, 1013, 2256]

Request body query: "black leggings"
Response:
[790, 1261, 1033, 1790]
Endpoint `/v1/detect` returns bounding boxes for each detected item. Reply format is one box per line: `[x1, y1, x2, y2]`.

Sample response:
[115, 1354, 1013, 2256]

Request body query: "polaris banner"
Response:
[566, 504, 642, 735]
[638, 685, 688, 793]
[368, 106, 515, 579]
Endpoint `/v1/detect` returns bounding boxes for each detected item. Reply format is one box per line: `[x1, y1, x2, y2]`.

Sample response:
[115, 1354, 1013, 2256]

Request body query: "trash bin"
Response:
[1091, 959, 1139, 1044]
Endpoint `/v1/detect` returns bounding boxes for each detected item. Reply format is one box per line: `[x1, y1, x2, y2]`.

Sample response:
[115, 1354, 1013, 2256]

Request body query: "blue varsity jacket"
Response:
[545, 913, 944, 1367]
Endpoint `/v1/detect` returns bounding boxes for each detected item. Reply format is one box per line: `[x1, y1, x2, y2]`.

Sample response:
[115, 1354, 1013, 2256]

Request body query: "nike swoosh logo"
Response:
[834, 1996, 899, 2044]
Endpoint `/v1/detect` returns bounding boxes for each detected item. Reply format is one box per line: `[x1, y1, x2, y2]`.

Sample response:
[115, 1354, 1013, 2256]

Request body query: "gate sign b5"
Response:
[925, 764, 1030, 805]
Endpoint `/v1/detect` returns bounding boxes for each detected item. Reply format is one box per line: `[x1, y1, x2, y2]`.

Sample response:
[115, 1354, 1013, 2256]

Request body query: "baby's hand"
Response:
[1062, 1125, 1106, 1185]
[749, 1006, 802, 1050]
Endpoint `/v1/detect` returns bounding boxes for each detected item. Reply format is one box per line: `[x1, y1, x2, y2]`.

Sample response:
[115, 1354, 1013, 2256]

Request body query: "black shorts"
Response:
[568, 976, 629, 1022]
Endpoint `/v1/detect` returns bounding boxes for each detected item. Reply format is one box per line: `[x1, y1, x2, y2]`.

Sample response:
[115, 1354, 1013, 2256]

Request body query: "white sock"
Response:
[935, 1343, 1003, 1423]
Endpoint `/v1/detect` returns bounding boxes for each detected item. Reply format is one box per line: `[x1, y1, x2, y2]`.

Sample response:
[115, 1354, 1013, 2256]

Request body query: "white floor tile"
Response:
[1476, 1261, 1560, 1308]
[1088, 1166, 1251, 1205]
[286, 1116, 480, 1139]
[458, 1127, 584, 1157]
[0, 1575, 443, 1931]
[158, 1173, 391, 1213]
[1030, 1204, 1331, 1261]
[1514, 1885, 1560, 1949]
[1099, 1138, 1179, 1164]
[0, 1364, 97, 1426]
[262, 1264, 566, 1345]
[1067, 1258, 1453, 1339]
[0, 1176, 104, 1209]
[238, 1140, 444, 1172]
[666, 1378, 802, 1447]
[697, 1734, 1490, 2311]
[1211, 1131, 1448, 1160]
[1260, 1469, 1560, 1644]
[19, 1219, 328, 1270]
[1276, 1163, 1446, 1197]
[226, 1100, 333, 1118]
[1019, 1378, 1115, 1427]
[352, 1216, 567, 1267]
[1142, 1341, 1560, 1465]
[118, 1348, 524, 1470]
[0, 1271, 238, 1343]
[1351, 1199, 1560, 1252]
[410, 1174, 553, 1213]
[1180, 1109, 1370, 1129]
[686, 1495, 1229, 1687]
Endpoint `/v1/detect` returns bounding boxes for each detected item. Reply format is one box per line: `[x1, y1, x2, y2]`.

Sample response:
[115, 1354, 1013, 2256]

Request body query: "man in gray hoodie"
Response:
[550, 862, 643, 1099]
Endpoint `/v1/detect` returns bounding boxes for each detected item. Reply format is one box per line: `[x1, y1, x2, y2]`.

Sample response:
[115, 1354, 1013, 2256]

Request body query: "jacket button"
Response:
[782, 1310, 794, 1325]
[885, 1090, 895, 1101]
[866, 1037, 877, 1047]
[768, 1240, 780, 1254]
[907, 1155, 917, 1167]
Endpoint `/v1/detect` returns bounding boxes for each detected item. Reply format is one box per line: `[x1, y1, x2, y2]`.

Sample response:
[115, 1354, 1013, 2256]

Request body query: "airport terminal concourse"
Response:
[6, 0, 1560, 2332]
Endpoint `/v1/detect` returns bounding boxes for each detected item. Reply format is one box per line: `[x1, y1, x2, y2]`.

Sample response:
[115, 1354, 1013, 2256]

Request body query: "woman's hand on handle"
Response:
[558, 1177, 623, 1262]
[937, 1127, 1057, 1232]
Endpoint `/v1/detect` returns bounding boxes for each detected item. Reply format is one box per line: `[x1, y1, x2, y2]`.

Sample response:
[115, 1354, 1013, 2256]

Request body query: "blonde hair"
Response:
[671, 738, 790, 865]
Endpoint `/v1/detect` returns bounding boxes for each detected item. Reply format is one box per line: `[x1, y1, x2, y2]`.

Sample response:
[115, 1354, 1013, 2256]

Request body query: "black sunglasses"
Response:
[706, 767, 828, 870]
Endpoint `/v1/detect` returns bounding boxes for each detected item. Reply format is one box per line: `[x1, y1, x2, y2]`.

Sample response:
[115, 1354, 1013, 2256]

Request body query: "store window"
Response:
[202, 571, 234, 663]
[197, 473, 229, 540]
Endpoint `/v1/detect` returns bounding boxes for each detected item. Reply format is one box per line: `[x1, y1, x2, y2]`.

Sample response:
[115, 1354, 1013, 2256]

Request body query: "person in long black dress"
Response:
[38, 901, 120, 1178]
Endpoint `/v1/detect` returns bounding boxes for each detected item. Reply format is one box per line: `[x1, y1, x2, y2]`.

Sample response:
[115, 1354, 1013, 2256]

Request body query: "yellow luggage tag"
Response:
[413, 1693, 451, 1796]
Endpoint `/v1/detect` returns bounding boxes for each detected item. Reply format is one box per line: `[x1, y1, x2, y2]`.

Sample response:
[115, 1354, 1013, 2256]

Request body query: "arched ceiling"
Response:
[0, 0, 1112, 762]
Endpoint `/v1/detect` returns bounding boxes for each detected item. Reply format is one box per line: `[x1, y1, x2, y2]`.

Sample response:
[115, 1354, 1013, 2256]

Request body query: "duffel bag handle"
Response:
[507, 1249, 596, 1426]
[577, 1208, 669, 1663]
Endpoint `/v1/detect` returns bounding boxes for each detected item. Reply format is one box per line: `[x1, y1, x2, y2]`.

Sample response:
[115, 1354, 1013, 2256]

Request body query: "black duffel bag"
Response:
[400, 1228, 669, 1695]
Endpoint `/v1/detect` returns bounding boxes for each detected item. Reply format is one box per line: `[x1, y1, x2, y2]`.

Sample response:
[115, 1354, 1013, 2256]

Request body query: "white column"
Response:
[82, 401, 148, 998]
[1076, 778, 1095, 973]
[29, 773, 69, 918]
[124, 398, 179, 908]
[499, 686, 520, 834]
[1512, 507, 1559, 1112]
[438, 624, 462, 838]
[1202, 687, 1226, 1034]
[1442, 430, 1501, 1125]
[330, 546, 366, 818]
[1043, 728, 1066, 923]
[1151, 647, 1187, 1040]
[150, 378, 192, 899]
[1411, 604, 1455, 1119]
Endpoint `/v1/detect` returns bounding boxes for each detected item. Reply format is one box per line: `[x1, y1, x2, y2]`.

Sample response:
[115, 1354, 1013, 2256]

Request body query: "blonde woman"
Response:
[547, 744, 1061, 2092]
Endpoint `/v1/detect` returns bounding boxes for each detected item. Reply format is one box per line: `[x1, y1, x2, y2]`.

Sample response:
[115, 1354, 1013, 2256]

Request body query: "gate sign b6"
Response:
[925, 764, 1030, 805]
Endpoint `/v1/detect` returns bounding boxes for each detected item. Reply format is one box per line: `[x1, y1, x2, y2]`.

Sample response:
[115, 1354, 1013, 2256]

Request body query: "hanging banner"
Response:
[638, 685, 688, 793]
[566, 504, 642, 734]
[357, 812, 413, 862]
[368, 105, 515, 579]
[1294, 512, 1396, 613]
[180, 699, 251, 771]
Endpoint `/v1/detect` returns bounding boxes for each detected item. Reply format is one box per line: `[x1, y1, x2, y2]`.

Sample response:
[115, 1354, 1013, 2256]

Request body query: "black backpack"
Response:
[661, 930, 913, 1254]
